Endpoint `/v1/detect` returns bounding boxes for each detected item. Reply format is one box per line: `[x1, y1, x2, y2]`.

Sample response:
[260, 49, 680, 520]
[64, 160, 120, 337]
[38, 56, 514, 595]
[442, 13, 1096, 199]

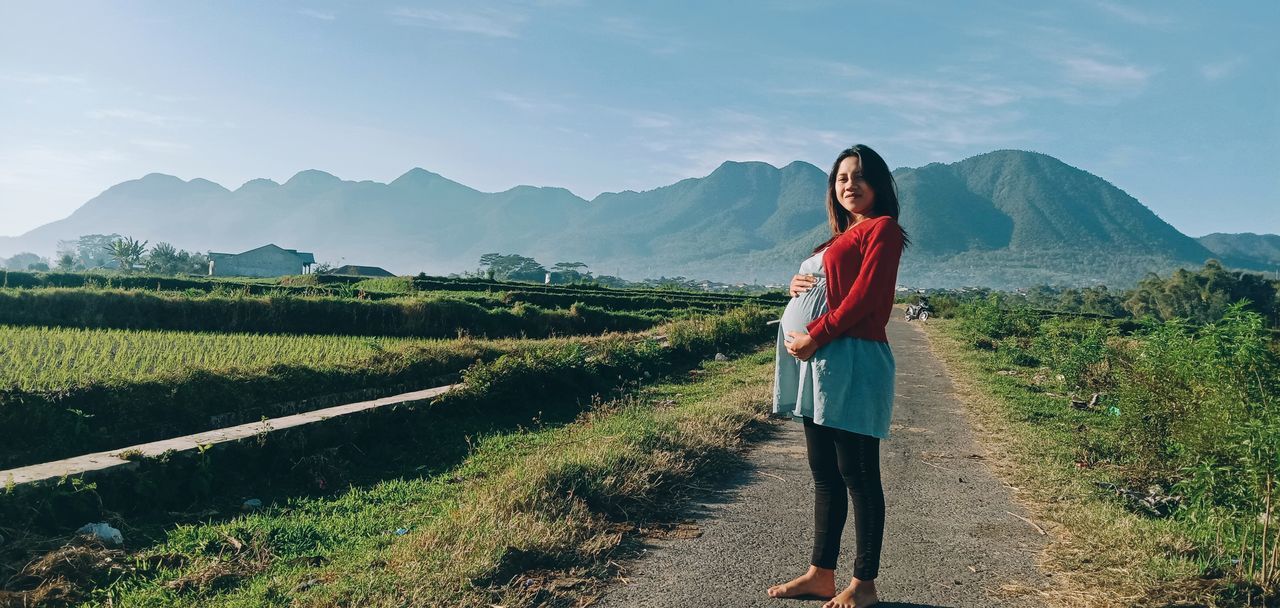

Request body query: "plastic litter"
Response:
[1095, 482, 1180, 517]
[394, 528, 409, 536]
[1106, 406, 1121, 416]
[76, 522, 123, 545]
[714, 353, 729, 361]
[242, 498, 263, 511]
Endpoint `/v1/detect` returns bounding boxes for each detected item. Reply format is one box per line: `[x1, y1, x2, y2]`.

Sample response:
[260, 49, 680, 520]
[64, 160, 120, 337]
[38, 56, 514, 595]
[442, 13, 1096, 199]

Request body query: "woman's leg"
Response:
[804, 416, 847, 569]
[823, 428, 883, 607]
[833, 428, 884, 580]
[765, 416, 840, 599]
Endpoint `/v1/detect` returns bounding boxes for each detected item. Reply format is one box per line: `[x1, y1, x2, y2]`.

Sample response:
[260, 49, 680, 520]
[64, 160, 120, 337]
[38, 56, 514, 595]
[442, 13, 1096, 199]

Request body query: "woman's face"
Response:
[833, 155, 876, 218]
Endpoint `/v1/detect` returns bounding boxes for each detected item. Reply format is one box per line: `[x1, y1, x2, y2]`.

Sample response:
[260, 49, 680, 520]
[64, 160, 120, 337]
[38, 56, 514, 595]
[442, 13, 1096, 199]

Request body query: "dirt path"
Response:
[594, 316, 1051, 607]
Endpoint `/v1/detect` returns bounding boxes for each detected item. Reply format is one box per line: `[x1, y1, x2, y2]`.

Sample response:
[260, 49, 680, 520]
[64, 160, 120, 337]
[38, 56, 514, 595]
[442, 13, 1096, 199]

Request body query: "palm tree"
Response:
[105, 237, 148, 273]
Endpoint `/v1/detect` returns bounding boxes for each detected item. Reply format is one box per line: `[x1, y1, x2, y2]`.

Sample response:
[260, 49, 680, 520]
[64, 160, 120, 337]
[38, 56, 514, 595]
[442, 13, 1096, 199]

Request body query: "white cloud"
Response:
[0, 72, 88, 86]
[491, 91, 566, 113]
[628, 111, 676, 130]
[130, 138, 191, 152]
[388, 7, 526, 38]
[1200, 56, 1245, 81]
[0, 146, 129, 186]
[817, 61, 871, 79]
[978, 24, 1159, 100]
[0, 145, 134, 237]
[609, 107, 848, 184]
[1094, 2, 1176, 28]
[845, 79, 1024, 116]
[1058, 56, 1153, 90]
[86, 108, 203, 127]
[298, 8, 336, 21]
[597, 15, 687, 55]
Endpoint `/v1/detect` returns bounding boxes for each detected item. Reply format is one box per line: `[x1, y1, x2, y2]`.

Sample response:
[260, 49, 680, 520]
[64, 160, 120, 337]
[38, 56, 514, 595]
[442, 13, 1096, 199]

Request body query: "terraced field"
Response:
[0, 271, 786, 606]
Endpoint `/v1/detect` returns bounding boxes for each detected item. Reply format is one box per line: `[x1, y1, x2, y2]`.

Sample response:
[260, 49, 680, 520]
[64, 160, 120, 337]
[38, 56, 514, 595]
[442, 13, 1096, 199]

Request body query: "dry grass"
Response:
[286, 354, 775, 607]
[922, 320, 1224, 607]
[0, 537, 128, 607]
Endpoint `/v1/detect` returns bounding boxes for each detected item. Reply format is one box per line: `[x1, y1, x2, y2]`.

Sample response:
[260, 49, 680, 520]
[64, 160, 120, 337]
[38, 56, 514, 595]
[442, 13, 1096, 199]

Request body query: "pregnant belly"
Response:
[780, 280, 827, 336]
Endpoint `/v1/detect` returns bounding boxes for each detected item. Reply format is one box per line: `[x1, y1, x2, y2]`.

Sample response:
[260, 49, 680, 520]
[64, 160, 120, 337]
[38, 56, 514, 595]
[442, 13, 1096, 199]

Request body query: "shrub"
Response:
[1114, 303, 1278, 493]
[1032, 317, 1115, 392]
[957, 294, 1040, 349]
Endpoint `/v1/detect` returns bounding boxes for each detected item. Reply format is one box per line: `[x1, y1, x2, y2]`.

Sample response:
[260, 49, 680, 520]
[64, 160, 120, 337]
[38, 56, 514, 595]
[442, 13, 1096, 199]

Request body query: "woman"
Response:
[767, 144, 907, 608]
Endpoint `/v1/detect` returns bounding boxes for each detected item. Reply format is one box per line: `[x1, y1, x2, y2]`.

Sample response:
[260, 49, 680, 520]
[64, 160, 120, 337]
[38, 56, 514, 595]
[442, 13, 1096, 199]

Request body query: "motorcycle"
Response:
[904, 300, 932, 322]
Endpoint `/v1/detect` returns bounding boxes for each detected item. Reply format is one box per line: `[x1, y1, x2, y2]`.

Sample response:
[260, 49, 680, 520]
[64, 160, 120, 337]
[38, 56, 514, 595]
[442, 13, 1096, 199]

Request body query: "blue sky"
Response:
[1, 0, 1276, 237]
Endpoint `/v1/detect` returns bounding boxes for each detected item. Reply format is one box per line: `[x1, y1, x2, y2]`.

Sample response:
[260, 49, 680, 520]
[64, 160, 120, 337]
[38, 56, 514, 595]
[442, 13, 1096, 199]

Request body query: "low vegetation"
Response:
[0, 288, 662, 338]
[0, 304, 776, 467]
[0, 329, 510, 468]
[0, 311, 777, 607]
[931, 279, 1278, 604]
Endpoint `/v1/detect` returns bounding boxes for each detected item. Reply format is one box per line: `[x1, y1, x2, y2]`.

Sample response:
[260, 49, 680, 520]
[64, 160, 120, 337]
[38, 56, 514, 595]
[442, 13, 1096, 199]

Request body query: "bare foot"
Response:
[766, 565, 836, 599]
[822, 578, 878, 608]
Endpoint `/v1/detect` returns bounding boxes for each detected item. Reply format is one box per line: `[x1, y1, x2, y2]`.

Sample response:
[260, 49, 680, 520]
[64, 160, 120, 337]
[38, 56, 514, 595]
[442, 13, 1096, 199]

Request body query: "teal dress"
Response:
[772, 249, 896, 439]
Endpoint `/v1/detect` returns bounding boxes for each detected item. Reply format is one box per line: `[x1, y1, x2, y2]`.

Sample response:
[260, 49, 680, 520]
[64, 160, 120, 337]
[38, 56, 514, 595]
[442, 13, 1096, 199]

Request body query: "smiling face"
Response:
[833, 154, 876, 221]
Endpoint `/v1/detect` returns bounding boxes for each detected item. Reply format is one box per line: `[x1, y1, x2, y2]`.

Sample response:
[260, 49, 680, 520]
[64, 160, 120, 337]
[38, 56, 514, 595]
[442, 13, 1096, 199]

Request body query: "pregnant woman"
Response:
[768, 144, 907, 608]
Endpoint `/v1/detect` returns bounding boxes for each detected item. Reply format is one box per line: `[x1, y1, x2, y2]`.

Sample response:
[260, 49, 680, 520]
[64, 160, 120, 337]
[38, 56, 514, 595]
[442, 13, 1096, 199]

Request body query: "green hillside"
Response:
[0, 150, 1258, 290]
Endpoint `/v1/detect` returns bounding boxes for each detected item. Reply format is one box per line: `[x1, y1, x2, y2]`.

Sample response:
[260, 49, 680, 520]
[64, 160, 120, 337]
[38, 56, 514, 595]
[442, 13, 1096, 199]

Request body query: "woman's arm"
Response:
[803, 219, 904, 349]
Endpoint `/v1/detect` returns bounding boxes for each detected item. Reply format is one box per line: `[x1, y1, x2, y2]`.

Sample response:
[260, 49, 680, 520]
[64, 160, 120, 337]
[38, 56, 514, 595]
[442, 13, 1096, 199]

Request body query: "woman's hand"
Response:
[785, 331, 818, 361]
[789, 274, 817, 297]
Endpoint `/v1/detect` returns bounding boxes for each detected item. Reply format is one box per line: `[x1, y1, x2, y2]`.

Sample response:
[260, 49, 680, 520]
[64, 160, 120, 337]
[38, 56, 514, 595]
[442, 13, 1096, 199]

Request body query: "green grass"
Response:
[0, 324, 477, 392]
[0, 288, 666, 338]
[923, 319, 1262, 607]
[0, 326, 526, 468]
[39, 349, 778, 607]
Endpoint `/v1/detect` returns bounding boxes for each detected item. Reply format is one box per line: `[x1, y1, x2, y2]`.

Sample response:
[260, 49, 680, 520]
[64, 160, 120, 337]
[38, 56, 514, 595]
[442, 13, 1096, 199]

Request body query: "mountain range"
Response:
[1, 149, 1274, 289]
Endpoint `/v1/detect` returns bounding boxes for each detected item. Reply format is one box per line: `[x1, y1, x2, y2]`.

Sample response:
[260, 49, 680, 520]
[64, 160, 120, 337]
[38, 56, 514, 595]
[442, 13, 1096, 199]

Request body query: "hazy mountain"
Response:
[0, 150, 1260, 288]
[1197, 233, 1280, 270]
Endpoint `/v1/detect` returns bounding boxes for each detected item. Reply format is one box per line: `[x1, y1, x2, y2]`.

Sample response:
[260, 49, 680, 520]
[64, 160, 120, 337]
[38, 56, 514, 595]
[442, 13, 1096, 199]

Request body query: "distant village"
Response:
[0, 234, 783, 294]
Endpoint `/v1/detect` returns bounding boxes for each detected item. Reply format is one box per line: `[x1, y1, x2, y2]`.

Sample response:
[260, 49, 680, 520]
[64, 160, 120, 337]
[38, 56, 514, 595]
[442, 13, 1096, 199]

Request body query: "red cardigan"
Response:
[804, 215, 905, 346]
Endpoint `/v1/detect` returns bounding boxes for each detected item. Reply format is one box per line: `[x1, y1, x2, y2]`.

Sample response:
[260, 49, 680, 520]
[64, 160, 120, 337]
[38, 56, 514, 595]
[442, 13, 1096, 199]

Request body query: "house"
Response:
[208, 244, 316, 277]
[324, 265, 395, 277]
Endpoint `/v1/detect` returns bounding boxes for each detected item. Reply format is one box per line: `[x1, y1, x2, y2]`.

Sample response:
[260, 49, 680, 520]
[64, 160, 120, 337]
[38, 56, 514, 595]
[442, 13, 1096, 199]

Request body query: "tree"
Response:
[550, 261, 591, 283]
[187, 251, 211, 275]
[477, 253, 546, 282]
[142, 242, 196, 275]
[56, 253, 76, 271]
[2, 252, 47, 271]
[58, 234, 122, 269]
[105, 237, 148, 274]
[1124, 260, 1278, 326]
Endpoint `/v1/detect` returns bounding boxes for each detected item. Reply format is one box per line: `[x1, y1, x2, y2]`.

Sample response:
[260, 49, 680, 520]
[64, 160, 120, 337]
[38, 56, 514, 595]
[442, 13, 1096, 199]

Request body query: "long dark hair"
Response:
[813, 144, 910, 253]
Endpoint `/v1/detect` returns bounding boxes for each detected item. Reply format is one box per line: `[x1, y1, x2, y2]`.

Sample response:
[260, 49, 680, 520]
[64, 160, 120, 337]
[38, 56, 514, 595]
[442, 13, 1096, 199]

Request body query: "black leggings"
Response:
[803, 416, 885, 580]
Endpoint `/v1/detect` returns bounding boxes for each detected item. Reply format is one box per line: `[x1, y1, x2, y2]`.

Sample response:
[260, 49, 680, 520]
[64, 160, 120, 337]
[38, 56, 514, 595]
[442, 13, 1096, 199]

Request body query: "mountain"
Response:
[892, 150, 1219, 286]
[0, 150, 1258, 288]
[1197, 233, 1280, 270]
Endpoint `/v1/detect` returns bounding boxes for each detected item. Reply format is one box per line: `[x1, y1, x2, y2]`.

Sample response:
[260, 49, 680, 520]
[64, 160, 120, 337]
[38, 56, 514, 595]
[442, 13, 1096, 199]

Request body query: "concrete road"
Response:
[594, 316, 1051, 607]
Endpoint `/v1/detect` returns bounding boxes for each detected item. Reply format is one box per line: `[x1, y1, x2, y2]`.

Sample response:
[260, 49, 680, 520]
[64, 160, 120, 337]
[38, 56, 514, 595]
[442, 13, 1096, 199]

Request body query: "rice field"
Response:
[0, 324, 510, 393]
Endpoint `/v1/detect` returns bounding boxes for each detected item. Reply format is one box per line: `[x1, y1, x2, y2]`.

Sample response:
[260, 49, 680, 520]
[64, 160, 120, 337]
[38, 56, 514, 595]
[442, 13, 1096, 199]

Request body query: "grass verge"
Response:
[9, 347, 776, 607]
[921, 319, 1256, 607]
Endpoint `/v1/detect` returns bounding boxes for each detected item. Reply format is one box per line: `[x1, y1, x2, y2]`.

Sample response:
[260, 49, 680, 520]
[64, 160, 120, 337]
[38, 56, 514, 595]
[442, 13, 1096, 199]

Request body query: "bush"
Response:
[1114, 303, 1278, 508]
[1031, 317, 1115, 392]
[957, 294, 1040, 349]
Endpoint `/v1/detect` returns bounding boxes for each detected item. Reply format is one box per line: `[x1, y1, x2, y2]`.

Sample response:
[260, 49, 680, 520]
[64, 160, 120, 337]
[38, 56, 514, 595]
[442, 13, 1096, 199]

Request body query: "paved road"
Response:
[595, 316, 1051, 607]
